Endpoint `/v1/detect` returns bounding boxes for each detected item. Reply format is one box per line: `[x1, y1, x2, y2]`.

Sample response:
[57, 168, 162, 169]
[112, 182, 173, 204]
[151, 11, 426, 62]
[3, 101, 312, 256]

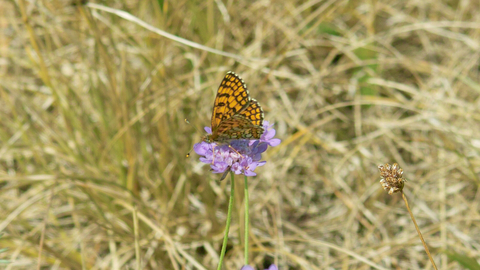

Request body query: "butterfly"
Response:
[203, 71, 265, 144]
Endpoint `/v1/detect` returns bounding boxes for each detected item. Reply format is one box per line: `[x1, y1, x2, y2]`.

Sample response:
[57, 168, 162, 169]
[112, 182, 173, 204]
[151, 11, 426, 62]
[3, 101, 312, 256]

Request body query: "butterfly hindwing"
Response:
[239, 98, 264, 127]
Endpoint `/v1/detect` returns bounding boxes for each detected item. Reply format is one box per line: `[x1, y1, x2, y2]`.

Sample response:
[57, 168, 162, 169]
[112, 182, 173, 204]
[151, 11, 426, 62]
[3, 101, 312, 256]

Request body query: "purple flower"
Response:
[194, 121, 280, 179]
[240, 265, 278, 270]
[260, 121, 281, 147]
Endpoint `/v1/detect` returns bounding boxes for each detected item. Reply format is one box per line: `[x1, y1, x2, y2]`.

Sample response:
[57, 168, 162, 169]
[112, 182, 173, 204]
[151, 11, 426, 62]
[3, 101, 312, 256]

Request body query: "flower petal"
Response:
[194, 142, 210, 156]
[244, 170, 257, 176]
[252, 153, 262, 161]
[211, 162, 229, 173]
[253, 142, 268, 154]
[267, 138, 281, 147]
[263, 128, 276, 140]
[266, 265, 278, 270]
[199, 157, 212, 164]
[231, 162, 243, 174]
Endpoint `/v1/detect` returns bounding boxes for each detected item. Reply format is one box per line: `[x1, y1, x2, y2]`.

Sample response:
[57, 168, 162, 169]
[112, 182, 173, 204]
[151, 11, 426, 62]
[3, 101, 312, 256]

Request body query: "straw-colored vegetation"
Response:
[1, 0, 480, 269]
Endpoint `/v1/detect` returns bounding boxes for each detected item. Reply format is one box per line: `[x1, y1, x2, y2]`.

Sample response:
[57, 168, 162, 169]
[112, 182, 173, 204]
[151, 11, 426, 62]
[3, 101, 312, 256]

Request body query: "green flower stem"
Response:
[217, 172, 235, 270]
[244, 175, 250, 265]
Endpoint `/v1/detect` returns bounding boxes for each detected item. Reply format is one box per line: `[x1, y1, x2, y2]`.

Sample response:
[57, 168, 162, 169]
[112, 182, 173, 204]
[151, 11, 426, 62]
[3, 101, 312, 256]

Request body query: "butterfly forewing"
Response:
[211, 72, 251, 130]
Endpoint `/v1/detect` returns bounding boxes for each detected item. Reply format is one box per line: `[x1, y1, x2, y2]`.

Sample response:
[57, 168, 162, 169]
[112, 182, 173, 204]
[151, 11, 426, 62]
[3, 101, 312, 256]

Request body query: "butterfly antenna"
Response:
[185, 118, 203, 157]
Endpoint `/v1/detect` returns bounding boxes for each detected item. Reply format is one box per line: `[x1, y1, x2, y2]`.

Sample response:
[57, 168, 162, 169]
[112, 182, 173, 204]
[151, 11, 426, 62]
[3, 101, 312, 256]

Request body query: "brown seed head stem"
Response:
[378, 163, 438, 270]
[402, 191, 438, 270]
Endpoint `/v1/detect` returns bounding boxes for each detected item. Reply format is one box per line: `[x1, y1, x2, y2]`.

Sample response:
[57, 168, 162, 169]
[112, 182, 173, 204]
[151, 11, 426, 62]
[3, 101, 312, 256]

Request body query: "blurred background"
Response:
[1, 0, 480, 269]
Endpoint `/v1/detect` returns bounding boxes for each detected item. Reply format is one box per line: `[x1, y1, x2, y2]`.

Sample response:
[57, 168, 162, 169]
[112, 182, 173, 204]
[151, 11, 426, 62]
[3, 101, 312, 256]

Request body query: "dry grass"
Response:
[1, 0, 480, 269]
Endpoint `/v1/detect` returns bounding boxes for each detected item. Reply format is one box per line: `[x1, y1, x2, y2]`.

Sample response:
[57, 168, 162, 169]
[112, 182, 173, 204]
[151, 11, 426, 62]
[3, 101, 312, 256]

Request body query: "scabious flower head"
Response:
[194, 121, 280, 178]
[240, 264, 278, 270]
[378, 163, 406, 195]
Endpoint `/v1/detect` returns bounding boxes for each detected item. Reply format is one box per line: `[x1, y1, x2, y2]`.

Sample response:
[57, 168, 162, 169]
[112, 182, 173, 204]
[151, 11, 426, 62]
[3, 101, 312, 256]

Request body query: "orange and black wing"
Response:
[239, 98, 264, 127]
[211, 71, 251, 130]
[214, 99, 265, 142]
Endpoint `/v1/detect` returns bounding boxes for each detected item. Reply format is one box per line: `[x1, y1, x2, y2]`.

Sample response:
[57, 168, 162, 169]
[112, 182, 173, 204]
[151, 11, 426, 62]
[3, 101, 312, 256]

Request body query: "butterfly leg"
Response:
[211, 144, 216, 165]
[227, 144, 245, 158]
[220, 167, 231, 181]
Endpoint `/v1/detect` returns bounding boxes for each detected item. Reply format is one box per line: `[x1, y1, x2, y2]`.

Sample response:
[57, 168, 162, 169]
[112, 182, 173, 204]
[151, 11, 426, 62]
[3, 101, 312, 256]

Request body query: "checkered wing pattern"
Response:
[205, 72, 264, 142]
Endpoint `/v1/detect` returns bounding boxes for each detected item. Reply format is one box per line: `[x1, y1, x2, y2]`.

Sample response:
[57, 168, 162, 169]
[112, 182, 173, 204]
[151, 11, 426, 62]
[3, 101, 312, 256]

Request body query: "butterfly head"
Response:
[202, 134, 213, 143]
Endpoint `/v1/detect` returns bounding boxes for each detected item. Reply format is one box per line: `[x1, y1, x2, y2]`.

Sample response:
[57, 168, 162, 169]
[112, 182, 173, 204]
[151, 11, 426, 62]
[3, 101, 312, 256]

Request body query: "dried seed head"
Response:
[378, 163, 406, 195]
